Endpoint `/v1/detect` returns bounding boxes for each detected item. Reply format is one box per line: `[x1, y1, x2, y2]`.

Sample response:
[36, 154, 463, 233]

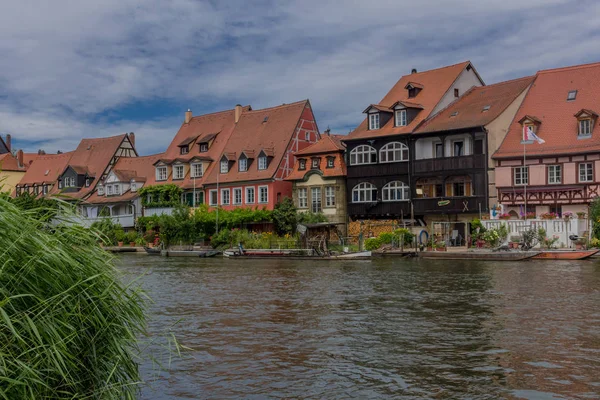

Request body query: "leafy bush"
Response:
[394, 228, 415, 245]
[125, 231, 138, 244]
[90, 219, 122, 245]
[378, 232, 394, 244]
[115, 228, 126, 243]
[0, 196, 145, 399]
[365, 237, 382, 251]
[272, 197, 297, 235]
[297, 211, 328, 224]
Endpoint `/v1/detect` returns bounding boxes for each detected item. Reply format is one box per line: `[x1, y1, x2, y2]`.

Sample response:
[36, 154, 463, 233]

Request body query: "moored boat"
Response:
[419, 250, 540, 261]
[144, 246, 162, 255]
[531, 249, 599, 260]
[223, 248, 371, 259]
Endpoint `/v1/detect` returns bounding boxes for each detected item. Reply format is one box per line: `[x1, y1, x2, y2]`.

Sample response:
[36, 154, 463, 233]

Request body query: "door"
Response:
[311, 187, 322, 213]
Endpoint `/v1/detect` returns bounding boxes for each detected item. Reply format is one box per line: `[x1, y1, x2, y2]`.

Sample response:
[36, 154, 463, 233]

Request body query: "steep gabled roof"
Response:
[203, 100, 310, 185]
[416, 76, 535, 134]
[18, 152, 74, 186]
[0, 153, 23, 172]
[294, 134, 345, 156]
[495, 61, 600, 158]
[346, 61, 478, 140]
[286, 134, 346, 181]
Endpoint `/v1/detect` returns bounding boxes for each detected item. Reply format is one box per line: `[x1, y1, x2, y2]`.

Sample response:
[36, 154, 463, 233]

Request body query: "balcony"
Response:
[347, 161, 409, 178]
[413, 196, 486, 215]
[413, 154, 486, 175]
[348, 201, 411, 218]
[144, 207, 174, 217]
[77, 214, 136, 228]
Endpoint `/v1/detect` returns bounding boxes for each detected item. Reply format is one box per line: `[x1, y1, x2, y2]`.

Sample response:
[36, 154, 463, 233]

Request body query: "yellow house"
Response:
[0, 151, 28, 193]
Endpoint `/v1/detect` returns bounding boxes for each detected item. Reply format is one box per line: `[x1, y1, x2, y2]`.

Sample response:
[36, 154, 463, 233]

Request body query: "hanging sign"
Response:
[437, 200, 450, 207]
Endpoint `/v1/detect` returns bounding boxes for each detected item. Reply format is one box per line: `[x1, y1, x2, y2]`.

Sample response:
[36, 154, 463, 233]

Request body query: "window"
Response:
[85, 178, 91, 187]
[298, 188, 308, 208]
[200, 143, 208, 152]
[579, 163, 593, 182]
[408, 88, 417, 98]
[379, 142, 409, 163]
[114, 184, 121, 195]
[579, 119, 591, 136]
[350, 145, 377, 165]
[352, 182, 377, 203]
[514, 166, 529, 185]
[246, 187, 255, 204]
[194, 191, 204, 206]
[327, 157, 334, 168]
[567, 90, 577, 101]
[131, 182, 137, 191]
[259, 186, 268, 203]
[156, 166, 167, 181]
[325, 186, 335, 207]
[97, 185, 104, 195]
[395, 109, 407, 127]
[435, 142, 443, 158]
[191, 163, 203, 178]
[220, 159, 229, 173]
[548, 165, 561, 184]
[299, 159, 306, 170]
[58, 180, 62, 189]
[43, 184, 48, 195]
[107, 185, 113, 195]
[453, 141, 464, 156]
[368, 113, 380, 130]
[221, 189, 230, 205]
[258, 156, 268, 170]
[305, 132, 310, 141]
[452, 182, 465, 197]
[382, 181, 409, 202]
[233, 188, 242, 205]
[65, 177, 75, 187]
[209, 190, 218, 206]
[454, 88, 459, 98]
[311, 187, 322, 213]
[173, 164, 184, 180]
[239, 158, 247, 172]
[180, 146, 189, 155]
[311, 158, 320, 169]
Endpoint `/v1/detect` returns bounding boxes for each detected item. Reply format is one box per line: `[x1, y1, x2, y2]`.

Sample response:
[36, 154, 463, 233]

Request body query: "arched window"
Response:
[350, 145, 377, 165]
[352, 182, 377, 203]
[379, 142, 409, 163]
[382, 181, 410, 202]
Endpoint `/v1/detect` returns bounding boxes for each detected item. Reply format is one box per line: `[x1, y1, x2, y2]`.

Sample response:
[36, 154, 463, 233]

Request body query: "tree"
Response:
[272, 197, 297, 235]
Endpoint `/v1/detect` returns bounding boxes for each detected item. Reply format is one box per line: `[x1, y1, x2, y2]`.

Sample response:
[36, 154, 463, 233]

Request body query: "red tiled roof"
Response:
[346, 61, 477, 140]
[18, 152, 74, 186]
[203, 100, 310, 185]
[363, 104, 393, 113]
[494, 62, 600, 158]
[286, 134, 346, 181]
[0, 153, 24, 172]
[390, 100, 424, 110]
[416, 76, 535, 133]
[294, 134, 345, 156]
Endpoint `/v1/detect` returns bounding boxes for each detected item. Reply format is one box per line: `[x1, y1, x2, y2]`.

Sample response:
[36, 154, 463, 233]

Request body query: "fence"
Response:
[482, 218, 588, 247]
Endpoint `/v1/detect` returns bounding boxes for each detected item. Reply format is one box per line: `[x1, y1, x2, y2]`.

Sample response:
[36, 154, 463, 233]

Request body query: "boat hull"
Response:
[419, 251, 540, 261]
[531, 250, 599, 260]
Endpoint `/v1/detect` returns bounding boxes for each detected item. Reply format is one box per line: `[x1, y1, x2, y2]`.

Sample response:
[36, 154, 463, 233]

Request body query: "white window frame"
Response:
[221, 188, 230, 205]
[194, 191, 203, 206]
[180, 146, 189, 155]
[258, 156, 268, 170]
[349, 145, 377, 165]
[382, 181, 410, 202]
[114, 184, 121, 195]
[311, 158, 319, 169]
[239, 158, 247, 172]
[220, 159, 229, 173]
[514, 166, 529, 186]
[368, 113, 380, 130]
[352, 182, 377, 203]
[311, 187, 322, 213]
[42, 184, 48, 195]
[298, 188, 308, 208]
[65, 177, 75, 187]
[548, 165, 561, 184]
[452, 140, 465, 157]
[191, 163, 203, 178]
[579, 163, 593, 182]
[233, 188, 242, 205]
[98, 185, 104, 195]
[395, 109, 407, 127]
[327, 158, 334, 168]
[258, 185, 268, 203]
[379, 142, 409, 163]
[579, 119, 592, 136]
[209, 189, 218, 206]
[131, 182, 137, 192]
[299, 159, 307, 170]
[245, 187, 255, 204]
[325, 186, 335, 207]
[305, 132, 310, 141]
[156, 166, 167, 181]
[173, 164, 184, 180]
[200, 143, 208, 152]
[107, 185, 113, 195]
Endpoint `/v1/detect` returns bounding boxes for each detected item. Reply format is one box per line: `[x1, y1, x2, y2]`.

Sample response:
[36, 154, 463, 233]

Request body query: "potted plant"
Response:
[540, 212, 558, 220]
[498, 213, 511, 220]
[509, 235, 521, 249]
[574, 238, 587, 250]
[576, 211, 586, 219]
[126, 231, 138, 247]
[115, 229, 126, 247]
[435, 240, 447, 252]
[563, 211, 574, 221]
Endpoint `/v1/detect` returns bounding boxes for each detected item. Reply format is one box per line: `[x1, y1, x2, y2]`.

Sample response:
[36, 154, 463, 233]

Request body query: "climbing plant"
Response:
[138, 184, 182, 208]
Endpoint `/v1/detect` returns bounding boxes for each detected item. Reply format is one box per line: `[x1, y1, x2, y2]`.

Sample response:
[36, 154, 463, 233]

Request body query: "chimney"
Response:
[411, 68, 417, 74]
[38, 149, 46, 155]
[234, 104, 242, 124]
[128, 132, 135, 148]
[185, 109, 192, 124]
[5, 134, 11, 151]
[17, 149, 23, 168]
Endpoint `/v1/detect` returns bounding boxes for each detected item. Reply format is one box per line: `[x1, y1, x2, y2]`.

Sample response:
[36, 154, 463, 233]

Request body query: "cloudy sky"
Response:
[2, 0, 599, 155]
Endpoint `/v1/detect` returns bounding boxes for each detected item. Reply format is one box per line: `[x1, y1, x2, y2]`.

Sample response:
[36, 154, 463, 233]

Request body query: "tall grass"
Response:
[0, 196, 146, 399]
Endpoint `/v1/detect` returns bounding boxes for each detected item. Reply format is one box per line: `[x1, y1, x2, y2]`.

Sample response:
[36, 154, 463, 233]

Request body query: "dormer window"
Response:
[199, 143, 208, 152]
[567, 90, 577, 101]
[369, 113, 380, 130]
[191, 163, 203, 178]
[579, 119, 592, 136]
[65, 177, 75, 188]
[107, 185, 113, 195]
[299, 159, 306, 170]
[454, 88, 459, 98]
[311, 158, 320, 169]
[180, 146, 189, 155]
[58, 180, 62, 189]
[408, 88, 417, 98]
[85, 178, 91, 187]
[130, 181, 137, 191]
[327, 157, 335, 168]
[173, 164, 184, 180]
[239, 157, 247, 172]
[220, 158, 229, 173]
[574, 109, 598, 138]
[98, 185, 104, 195]
[395, 109, 407, 127]
[258, 155, 268, 170]
[156, 166, 167, 181]
[42, 184, 48, 195]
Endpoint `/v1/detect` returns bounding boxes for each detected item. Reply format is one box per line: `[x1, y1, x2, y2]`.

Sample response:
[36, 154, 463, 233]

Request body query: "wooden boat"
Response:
[144, 246, 162, 255]
[419, 250, 540, 261]
[223, 248, 371, 260]
[531, 249, 599, 260]
[161, 249, 220, 257]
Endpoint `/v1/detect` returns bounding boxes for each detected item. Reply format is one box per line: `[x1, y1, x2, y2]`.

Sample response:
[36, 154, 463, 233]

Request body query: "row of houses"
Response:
[4, 59, 600, 242]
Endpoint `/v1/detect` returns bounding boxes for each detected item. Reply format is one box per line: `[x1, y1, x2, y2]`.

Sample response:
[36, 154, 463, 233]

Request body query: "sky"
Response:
[1, 0, 599, 156]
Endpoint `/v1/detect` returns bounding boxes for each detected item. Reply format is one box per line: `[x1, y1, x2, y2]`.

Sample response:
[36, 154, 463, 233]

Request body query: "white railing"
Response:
[143, 207, 174, 216]
[482, 219, 588, 247]
[77, 214, 136, 228]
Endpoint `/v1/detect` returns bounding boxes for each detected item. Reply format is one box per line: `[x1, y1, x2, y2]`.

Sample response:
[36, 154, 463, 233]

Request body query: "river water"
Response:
[117, 254, 600, 399]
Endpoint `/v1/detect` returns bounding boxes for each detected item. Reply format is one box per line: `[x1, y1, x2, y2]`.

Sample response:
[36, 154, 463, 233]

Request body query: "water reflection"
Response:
[118, 255, 600, 399]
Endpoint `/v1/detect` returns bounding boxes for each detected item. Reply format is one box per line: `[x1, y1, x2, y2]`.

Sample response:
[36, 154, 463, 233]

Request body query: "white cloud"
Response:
[1, 0, 599, 154]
